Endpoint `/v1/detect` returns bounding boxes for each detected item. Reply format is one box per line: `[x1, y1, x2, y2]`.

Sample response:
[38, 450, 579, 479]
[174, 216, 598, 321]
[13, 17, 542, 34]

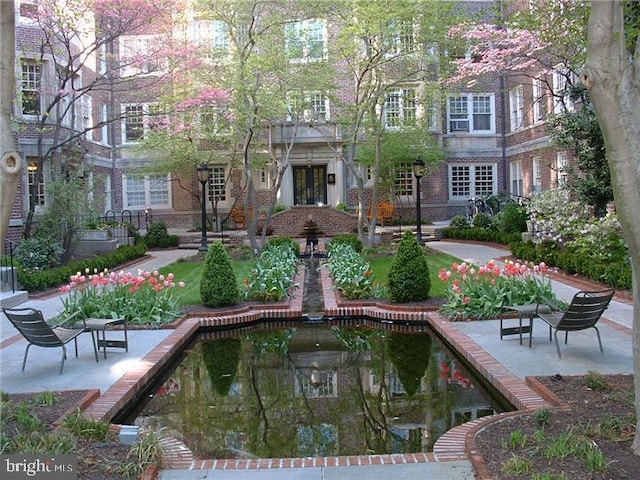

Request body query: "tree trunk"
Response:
[583, 0, 640, 454]
[0, 1, 22, 243]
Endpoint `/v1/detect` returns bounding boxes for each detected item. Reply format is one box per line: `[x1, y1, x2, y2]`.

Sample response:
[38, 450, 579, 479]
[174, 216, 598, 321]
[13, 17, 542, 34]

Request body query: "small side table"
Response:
[83, 318, 128, 360]
[500, 304, 552, 347]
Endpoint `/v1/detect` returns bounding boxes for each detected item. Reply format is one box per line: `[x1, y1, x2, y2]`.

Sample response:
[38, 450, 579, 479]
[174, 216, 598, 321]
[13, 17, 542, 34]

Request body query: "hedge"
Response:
[17, 243, 148, 292]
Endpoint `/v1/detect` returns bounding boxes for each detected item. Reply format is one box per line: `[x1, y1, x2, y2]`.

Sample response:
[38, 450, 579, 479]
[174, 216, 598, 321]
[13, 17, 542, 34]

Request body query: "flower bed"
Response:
[58, 268, 185, 327]
[438, 260, 564, 321]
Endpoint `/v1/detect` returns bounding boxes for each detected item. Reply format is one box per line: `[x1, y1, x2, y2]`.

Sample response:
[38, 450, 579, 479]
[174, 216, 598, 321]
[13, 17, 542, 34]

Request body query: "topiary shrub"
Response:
[200, 242, 238, 308]
[144, 221, 179, 248]
[448, 214, 470, 229]
[387, 231, 430, 303]
[328, 233, 362, 253]
[470, 212, 494, 229]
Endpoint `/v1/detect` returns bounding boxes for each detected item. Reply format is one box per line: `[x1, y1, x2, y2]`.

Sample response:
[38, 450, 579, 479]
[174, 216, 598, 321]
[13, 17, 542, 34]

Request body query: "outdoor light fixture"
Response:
[197, 164, 211, 252]
[413, 157, 426, 245]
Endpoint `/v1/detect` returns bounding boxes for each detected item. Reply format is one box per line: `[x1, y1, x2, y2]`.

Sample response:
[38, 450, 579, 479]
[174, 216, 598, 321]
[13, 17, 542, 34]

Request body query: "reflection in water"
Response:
[134, 321, 505, 459]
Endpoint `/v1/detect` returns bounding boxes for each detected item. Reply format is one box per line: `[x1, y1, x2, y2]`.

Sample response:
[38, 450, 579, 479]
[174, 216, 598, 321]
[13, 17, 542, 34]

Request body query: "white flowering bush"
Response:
[567, 214, 629, 263]
[527, 188, 590, 244]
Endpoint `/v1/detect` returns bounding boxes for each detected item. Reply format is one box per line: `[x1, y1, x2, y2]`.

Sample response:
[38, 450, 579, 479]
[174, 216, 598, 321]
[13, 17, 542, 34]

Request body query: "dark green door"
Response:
[293, 166, 327, 205]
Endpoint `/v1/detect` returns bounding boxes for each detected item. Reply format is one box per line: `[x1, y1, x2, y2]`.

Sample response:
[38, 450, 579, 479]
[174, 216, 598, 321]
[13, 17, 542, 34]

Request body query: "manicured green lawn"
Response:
[366, 251, 459, 298]
[161, 250, 459, 307]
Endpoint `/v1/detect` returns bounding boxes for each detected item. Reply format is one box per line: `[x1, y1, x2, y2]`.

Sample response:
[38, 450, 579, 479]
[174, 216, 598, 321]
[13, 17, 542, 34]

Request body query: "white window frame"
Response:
[394, 162, 414, 199]
[121, 103, 159, 144]
[193, 20, 230, 55]
[123, 173, 172, 209]
[509, 86, 524, 132]
[286, 91, 330, 121]
[285, 19, 327, 62]
[556, 151, 568, 187]
[120, 35, 164, 76]
[101, 105, 109, 145]
[511, 161, 523, 197]
[532, 156, 542, 193]
[207, 165, 229, 204]
[449, 164, 497, 200]
[384, 88, 416, 130]
[447, 94, 495, 134]
[532, 77, 546, 123]
[387, 19, 416, 55]
[27, 159, 46, 211]
[553, 67, 576, 114]
[20, 60, 42, 117]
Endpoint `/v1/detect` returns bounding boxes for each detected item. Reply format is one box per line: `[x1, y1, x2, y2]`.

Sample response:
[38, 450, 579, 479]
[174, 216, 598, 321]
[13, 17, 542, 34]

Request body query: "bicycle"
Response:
[466, 196, 494, 221]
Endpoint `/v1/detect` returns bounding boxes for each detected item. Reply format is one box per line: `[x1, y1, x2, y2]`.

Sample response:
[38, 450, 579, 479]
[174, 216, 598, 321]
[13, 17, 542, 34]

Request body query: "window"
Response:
[510, 161, 523, 196]
[308, 91, 329, 120]
[27, 160, 45, 208]
[295, 370, 337, 398]
[449, 164, 497, 200]
[532, 77, 546, 123]
[285, 19, 326, 62]
[384, 88, 416, 129]
[387, 20, 415, 55]
[21, 60, 41, 116]
[286, 91, 329, 121]
[101, 105, 109, 145]
[120, 35, 163, 75]
[78, 96, 93, 139]
[556, 151, 568, 187]
[532, 156, 542, 192]
[208, 165, 227, 202]
[394, 162, 414, 197]
[124, 105, 144, 142]
[553, 67, 576, 114]
[509, 86, 524, 131]
[122, 104, 159, 143]
[123, 173, 171, 209]
[447, 94, 495, 134]
[193, 20, 230, 55]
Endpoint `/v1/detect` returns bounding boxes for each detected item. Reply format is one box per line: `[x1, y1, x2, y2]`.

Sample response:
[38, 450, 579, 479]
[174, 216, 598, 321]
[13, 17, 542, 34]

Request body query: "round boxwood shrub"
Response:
[470, 212, 494, 229]
[449, 214, 470, 229]
[200, 242, 238, 308]
[144, 221, 179, 248]
[387, 231, 430, 303]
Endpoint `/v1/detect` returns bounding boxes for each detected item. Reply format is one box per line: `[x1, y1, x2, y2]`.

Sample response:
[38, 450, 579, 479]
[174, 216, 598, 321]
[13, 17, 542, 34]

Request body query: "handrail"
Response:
[2, 239, 17, 293]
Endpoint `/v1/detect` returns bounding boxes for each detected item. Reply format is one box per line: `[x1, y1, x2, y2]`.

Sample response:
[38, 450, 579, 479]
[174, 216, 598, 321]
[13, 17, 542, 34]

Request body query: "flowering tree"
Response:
[19, 0, 179, 238]
[140, 85, 233, 229]
[581, 0, 640, 453]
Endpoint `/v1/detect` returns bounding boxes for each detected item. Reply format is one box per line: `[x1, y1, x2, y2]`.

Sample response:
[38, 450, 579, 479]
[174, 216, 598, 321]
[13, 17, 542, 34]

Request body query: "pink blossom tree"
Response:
[18, 0, 180, 238]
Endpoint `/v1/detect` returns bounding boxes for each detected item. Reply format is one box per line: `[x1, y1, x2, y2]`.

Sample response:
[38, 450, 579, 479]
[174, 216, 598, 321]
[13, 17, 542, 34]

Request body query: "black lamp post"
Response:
[197, 164, 211, 252]
[412, 157, 425, 245]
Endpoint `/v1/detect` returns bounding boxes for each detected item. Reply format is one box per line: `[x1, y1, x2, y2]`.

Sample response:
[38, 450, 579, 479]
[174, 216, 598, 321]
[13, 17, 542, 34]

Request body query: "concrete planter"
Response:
[80, 229, 110, 240]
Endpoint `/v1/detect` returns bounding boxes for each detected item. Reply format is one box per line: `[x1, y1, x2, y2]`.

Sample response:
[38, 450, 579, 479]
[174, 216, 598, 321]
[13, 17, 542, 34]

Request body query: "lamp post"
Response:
[412, 157, 425, 245]
[197, 164, 211, 253]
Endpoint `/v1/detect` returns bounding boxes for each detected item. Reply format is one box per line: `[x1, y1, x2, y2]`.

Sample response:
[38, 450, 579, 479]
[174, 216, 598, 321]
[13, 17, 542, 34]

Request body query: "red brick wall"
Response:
[268, 206, 357, 237]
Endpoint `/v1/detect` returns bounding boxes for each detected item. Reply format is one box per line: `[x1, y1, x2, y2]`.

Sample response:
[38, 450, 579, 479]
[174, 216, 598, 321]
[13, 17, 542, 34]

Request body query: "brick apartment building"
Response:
[7, 0, 577, 242]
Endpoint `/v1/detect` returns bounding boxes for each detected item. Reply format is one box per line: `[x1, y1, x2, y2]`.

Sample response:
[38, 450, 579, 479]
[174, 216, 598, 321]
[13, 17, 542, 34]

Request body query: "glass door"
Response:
[293, 165, 327, 205]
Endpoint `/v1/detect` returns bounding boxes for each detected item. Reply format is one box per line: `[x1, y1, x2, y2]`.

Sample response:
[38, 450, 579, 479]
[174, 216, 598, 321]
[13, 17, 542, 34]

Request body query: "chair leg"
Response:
[553, 329, 562, 358]
[593, 326, 604, 354]
[89, 331, 99, 362]
[60, 345, 67, 374]
[74, 337, 79, 357]
[564, 331, 569, 344]
[22, 344, 32, 371]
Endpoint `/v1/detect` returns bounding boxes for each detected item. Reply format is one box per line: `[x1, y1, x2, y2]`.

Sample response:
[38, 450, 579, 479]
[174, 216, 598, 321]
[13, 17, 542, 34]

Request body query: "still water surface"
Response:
[133, 319, 507, 459]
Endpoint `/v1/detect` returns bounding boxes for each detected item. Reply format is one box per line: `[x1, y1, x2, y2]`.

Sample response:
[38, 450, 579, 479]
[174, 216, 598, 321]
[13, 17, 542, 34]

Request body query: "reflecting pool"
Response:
[131, 319, 509, 459]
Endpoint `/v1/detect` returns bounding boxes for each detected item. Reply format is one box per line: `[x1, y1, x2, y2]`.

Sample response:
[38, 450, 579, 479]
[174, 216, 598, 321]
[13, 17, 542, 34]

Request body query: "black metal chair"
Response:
[537, 289, 615, 358]
[2, 307, 97, 374]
